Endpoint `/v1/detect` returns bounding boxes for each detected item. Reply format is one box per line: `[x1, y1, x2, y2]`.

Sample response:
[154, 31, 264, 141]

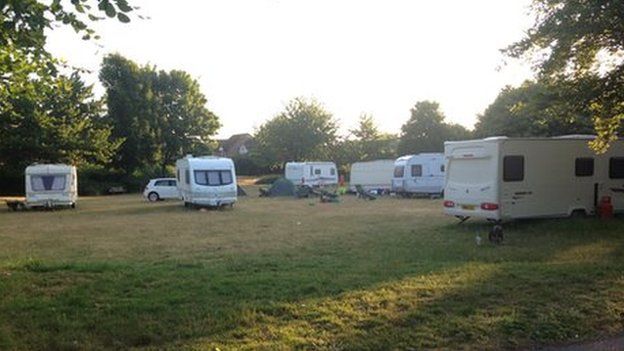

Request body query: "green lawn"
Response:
[0, 193, 623, 350]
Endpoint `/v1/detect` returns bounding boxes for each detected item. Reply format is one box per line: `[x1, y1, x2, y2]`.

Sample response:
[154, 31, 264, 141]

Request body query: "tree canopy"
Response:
[254, 98, 338, 167]
[100, 54, 220, 174]
[398, 101, 470, 155]
[474, 80, 596, 138]
[506, 0, 624, 151]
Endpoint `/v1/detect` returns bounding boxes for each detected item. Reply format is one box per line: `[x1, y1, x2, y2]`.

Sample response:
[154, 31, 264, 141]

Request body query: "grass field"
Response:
[0, 191, 623, 350]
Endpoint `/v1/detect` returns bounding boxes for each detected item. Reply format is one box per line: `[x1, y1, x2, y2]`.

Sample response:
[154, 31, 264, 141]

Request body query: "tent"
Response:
[260, 177, 295, 197]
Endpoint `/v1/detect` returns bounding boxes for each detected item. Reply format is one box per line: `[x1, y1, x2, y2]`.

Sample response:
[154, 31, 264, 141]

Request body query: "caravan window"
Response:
[194, 170, 233, 186]
[440, 164, 445, 173]
[394, 166, 404, 178]
[31, 175, 66, 191]
[609, 158, 624, 179]
[411, 165, 422, 177]
[330, 168, 336, 176]
[176, 169, 180, 182]
[185, 170, 190, 184]
[575, 158, 594, 177]
[314, 169, 321, 175]
[503, 156, 524, 182]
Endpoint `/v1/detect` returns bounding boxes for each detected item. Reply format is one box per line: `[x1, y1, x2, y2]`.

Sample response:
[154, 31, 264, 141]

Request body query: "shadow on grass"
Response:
[1, 217, 623, 349]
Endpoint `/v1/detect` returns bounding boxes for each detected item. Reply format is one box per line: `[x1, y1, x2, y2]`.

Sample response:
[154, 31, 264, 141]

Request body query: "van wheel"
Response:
[148, 192, 160, 202]
[71, 202, 76, 209]
[489, 225, 503, 244]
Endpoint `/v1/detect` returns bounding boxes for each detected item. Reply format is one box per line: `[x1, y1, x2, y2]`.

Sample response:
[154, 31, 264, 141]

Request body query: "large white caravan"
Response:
[25, 164, 77, 208]
[176, 156, 237, 207]
[392, 153, 445, 196]
[284, 162, 338, 187]
[349, 160, 395, 192]
[443, 136, 624, 222]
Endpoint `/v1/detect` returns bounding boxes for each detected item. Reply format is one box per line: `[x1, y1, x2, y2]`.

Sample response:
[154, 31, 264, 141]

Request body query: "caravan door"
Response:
[603, 157, 624, 211]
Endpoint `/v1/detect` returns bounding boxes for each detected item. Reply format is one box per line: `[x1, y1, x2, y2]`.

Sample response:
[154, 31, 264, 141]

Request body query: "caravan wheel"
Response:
[488, 225, 504, 245]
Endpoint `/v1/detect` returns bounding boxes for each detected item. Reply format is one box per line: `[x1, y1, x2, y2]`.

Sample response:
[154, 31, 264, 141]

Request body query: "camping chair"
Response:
[319, 189, 340, 203]
[355, 185, 377, 200]
[295, 185, 312, 198]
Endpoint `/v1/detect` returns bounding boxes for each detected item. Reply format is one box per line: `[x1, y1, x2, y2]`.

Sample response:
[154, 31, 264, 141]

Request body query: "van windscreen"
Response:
[31, 175, 66, 191]
[194, 170, 233, 186]
[448, 159, 492, 183]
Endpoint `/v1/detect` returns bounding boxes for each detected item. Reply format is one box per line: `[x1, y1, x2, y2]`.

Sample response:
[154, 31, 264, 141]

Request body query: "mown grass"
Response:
[0, 192, 623, 350]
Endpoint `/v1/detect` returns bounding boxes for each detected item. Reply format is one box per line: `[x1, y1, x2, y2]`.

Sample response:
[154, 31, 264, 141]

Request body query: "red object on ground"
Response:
[339, 175, 345, 187]
[598, 196, 614, 219]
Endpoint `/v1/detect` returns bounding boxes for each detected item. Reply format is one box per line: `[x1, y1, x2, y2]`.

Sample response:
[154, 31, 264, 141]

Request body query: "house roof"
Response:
[217, 133, 254, 156]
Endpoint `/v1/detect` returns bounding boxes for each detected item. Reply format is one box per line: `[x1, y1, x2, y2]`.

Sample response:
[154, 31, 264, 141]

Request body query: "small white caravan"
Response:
[175, 156, 237, 207]
[349, 160, 395, 192]
[392, 153, 445, 196]
[25, 164, 78, 208]
[284, 162, 338, 187]
[443, 136, 624, 222]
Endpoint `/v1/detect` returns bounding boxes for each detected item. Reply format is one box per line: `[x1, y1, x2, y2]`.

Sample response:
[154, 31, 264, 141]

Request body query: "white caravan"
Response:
[284, 162, 338, 186]
[443, 136, 624, 222]
[349, 160, 395, 192]
[392, 153, 445, 196]
[25, 164, 78, 208]
[176, 156, 237, 207]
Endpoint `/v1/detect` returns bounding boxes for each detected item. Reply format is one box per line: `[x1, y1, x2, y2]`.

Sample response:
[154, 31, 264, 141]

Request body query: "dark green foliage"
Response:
[254, 98, 338, 167]
[0, 70, 121, 173]
[474, 80, 597, 138]
[398, 101, 471, 155]
[507, 0, 624, 151]
[100, 54, 220, 175]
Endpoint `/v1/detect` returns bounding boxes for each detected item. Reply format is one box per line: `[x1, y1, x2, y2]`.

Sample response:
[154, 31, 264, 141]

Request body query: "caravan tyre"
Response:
[488, 225, 503, 245]
[71, 203, 76, 209]
[148, 192, 160, 202]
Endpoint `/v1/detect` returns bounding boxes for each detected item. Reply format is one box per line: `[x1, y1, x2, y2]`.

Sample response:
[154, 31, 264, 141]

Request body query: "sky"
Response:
[46, 0, 536, 138]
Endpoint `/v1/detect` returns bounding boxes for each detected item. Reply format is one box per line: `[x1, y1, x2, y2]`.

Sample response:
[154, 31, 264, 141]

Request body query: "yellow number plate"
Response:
[461, 204, 476, 210]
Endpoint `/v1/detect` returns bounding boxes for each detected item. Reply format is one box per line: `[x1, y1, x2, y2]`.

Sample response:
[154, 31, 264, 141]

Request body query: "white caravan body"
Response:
[25, 164, 77, 207]
[349, 160, 395, 192]
[392, 153, 445, 195]
[443, 136, 624, 221]
[176, 156, 237, 207]
[284, 162, 338, 186]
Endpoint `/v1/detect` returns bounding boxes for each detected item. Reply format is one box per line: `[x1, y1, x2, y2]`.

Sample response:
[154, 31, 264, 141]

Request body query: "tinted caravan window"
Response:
[575, 158, 594, 177]
[609, 157, 624, 179]
[411, 165, 422, 177]
[394, 166, 404, 178]
[503, 156, 524, 182]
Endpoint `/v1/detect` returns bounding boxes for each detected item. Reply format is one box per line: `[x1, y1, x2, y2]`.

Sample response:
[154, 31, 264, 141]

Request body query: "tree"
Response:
[347, 114, 397, 162]
[506, 0, 624, 151]
[0, 72, 120, 171]
[254, 97, 338, 167]
[398, 101, 470, 155]
[100, 54, 220, 175]
[474, 80, 596, 138]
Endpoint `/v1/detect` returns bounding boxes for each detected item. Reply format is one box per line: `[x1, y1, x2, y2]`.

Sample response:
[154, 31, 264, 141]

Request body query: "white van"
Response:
[349, 160, 395, 192]
[284, 162, 338, 187]
[25, 164, 77, 208]
[392, 153, 445, 196]
[443, 136, 624, 222]
[175, 156, 237, 207]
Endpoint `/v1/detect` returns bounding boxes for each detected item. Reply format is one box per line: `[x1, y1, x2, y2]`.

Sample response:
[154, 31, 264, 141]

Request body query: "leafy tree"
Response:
[100, 54, 220, 174]
[506, 0, 624, 151]
[254, 97, 338, 166]
[474, 80, 596, 138]
[0, 72, 120, 170]
[346, 114, 397, 162]
[398, 101, 470, 155]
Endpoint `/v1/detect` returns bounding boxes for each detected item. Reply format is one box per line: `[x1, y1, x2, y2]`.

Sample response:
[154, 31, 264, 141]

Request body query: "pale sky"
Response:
[46, 0, 535, 138]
